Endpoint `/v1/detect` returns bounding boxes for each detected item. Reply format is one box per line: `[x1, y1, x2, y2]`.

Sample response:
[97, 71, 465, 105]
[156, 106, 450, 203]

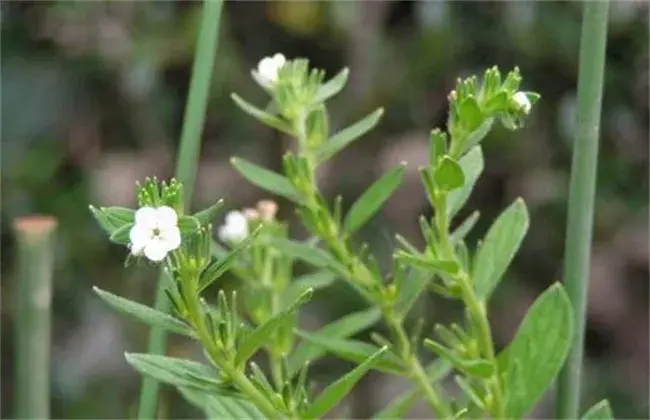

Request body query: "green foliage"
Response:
[344, 163, 406, 233]
[581, 400, 614, 419]
[497, 283, 573, 418]
[231, 157, 302, 203]
[315, 108, 384, 164]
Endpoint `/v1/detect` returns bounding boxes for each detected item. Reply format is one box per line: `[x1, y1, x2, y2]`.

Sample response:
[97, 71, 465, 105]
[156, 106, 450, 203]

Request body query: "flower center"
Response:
[152, 227, 161, 237]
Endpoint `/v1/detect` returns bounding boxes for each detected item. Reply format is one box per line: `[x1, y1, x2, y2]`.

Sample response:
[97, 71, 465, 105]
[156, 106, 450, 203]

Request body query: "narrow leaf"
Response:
[125, 353, 223, 392]
[294, 331, 404, 375]
[231, 157, 301, 202]
[268, 237, 345, 274]
[94, 287, 194, 337]
[451, 211, 480, 245]
[473, 198, 529, 299]
[497, 283, 573, 418]
[109, 223, 132, 245]
[394, 267, 430, 318]
[313, 67, 349, 104]
[315, 108, 384, 163]
[179, 388, 264, 419]
[581, 400, 613, 420]
[289, 307, 382, 377]
[192, 199, 224, 226]
[302, 347, 388, 419]
[447, 146, 484, 218]
[178, 215, 201, 237]
[395, 252, 459, 275]
[344, 163, 406, 234]
[231, 93, 293, 134]
[424, 339, 494, 378]
[235, 289, 313, 366]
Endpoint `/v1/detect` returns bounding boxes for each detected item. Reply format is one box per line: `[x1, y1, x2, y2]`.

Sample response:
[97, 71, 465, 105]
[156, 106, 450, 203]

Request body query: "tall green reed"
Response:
[138, 0, 224, 418]
[556, 1, 610, 418]
[13, 216, 57, 419]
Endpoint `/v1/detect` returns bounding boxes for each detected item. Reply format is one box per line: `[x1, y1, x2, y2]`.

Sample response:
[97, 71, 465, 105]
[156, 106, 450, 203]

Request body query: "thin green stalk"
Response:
[556, 2, 609, 419]
[138, 1, 224, 418]
[13, 216, 57, 419]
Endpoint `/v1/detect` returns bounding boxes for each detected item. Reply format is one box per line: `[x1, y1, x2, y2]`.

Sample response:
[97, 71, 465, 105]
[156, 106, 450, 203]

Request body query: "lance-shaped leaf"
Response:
[302, 346, 388, 419]
[89, 206, 135, 235]
[125, 354, 224, 392]
[179, 387, 265, 419]
[473, 198, 529, 299]
[451, 210, 480, 245]
[497, 283, 573, 418]
[424, 339, 494, 379]
[235, 288, 313, 366]
[394, 267, 430, 318]
[315, 108, 384, 164]
[231, 157, 301, 203]
[295, 331, 404, 375]
[344, 163, 406, 234]
[288, 307, 382, 377]
[581, 400, 613, 420]
[394, 251, 459, 275]
[281, 270, 338, 306]
[109, 223, 132, 245]
[313, 67, 349, 104]
[268, 237, 346, 274]
[192, 199, 224, 226]
[94, 287, 194, 337]
[231, 93, 293, 135]
[178, 215, 201, 237]
[447, 146, 484, 218]
[373, 358, 452, 419]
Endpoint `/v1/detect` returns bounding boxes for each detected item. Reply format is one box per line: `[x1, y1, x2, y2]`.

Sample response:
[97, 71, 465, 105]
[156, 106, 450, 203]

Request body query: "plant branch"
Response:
[556, 1, 609, 418]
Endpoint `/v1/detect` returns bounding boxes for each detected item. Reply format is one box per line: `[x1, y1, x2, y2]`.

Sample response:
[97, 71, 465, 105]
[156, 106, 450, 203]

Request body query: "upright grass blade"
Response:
[13, 216, 57, 419]
[556, 2, 609, 419]
[139, 1, 224, 418]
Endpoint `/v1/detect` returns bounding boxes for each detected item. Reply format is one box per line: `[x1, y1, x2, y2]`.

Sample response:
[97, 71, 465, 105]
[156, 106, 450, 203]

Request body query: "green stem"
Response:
[556, 2, 609, 419]
[139, 1, 224, 418]
[434, 193, 505, 418]
[13, 216, 57, 419]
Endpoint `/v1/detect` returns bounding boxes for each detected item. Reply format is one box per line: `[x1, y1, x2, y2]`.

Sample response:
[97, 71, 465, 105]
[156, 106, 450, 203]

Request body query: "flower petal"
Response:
[144, 240, 169, 262]
[129, 224, 150, 255]
[134, 206, 157, 228]
[160, 226, 181, 251]
[155, 206, 178, 228]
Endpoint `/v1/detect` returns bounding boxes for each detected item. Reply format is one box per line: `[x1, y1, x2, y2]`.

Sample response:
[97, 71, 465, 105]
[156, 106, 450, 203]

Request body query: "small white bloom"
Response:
[129, 206, 181, 262]
[256, 53, 286, 86]
[218, 211, 250, 244]
[513, 91, 532, 114]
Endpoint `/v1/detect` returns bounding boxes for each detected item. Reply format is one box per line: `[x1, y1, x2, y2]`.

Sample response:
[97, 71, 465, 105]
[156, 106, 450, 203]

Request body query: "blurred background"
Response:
[1, 1, 648, 418]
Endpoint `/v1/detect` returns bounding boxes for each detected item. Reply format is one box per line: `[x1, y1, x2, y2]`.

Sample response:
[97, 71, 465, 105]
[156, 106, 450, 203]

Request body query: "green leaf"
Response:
[305, 105, 329, 148]
[231, 157, 301, 203]
[394, 267, 430, 318]
[235, 288, 313, 366]
[179, 387, 265, 419]
[429, 129, 447, 165]
[90, 206, 135, 236]
[192, 199, 224, 226]
[373, 358, 452, 419]
[423, 339, 494, 379]
[497, 283, 573, 418]
[434, 156, 465, 191]
[231, 93, 293, 135]
[344, 164, 406, 233]
[473, 198, 529, 299]
[450, 211, 480, 245]
[109, 223, 132, 245]
[94, 287, 194, 337]
[178, 215, 201, 237]
[125, 353, 224, 392]
[281, 270, 337, 306]
[394, 252, 459, 275]
[447, 146, 484, 218]
[459, 96, 483, 131]
[268, 237, 345, 274]
[315, 108, 384, 164]
[294, 331, 404, 375]
[288, 307, 382, 377]
[581, 400, 613, 420]
[302, 347, 388, 419]
[313, 67, 349, 104]
[462, 118, 494, 154]
[199, 228, 261, 293]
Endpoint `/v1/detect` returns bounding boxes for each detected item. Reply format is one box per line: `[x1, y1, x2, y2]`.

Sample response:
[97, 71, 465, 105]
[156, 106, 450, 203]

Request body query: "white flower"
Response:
[129, 206, 181, 262]
[513, 91, 532, 114]
[218, 211, 249, 244]
[256, 53, 286, 86]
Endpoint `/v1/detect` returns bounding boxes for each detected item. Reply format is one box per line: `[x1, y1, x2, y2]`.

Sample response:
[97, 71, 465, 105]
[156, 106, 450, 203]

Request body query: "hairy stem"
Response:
[139, 0, 224, 418]
[556, 1, 609, 418]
